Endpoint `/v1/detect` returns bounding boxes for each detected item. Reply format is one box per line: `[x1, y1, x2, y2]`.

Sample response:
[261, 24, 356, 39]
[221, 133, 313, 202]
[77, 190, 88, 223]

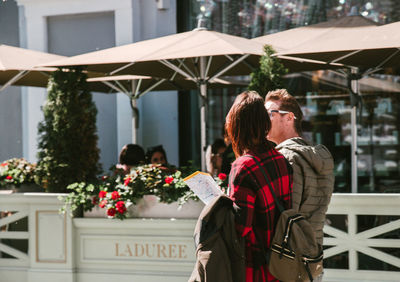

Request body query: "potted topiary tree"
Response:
[248, 44, 288, 98]
[35, 68, 101, 198]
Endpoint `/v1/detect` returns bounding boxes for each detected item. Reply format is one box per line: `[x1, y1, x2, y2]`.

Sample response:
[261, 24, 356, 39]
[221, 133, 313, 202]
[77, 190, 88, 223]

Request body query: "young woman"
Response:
[146, 145, 168, 165]
[225, 91, 293, 282]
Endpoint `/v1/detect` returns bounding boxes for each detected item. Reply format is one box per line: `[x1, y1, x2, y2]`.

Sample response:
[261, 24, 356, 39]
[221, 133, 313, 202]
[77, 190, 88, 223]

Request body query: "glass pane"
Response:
[182, 0, 400, 175]
[188, 0, 396, 38]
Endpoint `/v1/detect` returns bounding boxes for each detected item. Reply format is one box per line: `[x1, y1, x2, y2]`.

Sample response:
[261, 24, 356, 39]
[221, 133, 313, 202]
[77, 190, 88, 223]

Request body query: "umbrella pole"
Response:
[350, 68, 359, 193]
[200, 56, 207, 172]
[131, 80, 138, 144]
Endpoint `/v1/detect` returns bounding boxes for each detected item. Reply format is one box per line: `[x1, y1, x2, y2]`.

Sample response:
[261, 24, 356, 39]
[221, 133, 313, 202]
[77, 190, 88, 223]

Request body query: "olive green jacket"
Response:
[276, 137, 334, 245]
[189, 195, 245, 282]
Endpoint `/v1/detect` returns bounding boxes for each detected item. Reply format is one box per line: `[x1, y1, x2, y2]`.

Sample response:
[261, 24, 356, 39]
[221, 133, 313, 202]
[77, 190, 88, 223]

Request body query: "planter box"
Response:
[0, 183, 44, 193]
[129, 195, 204, 219]
[84, 195, 205, 219]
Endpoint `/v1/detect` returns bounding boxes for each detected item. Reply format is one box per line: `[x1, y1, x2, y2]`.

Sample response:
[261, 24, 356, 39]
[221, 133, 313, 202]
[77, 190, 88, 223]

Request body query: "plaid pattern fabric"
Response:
[229, 148, 293, 282]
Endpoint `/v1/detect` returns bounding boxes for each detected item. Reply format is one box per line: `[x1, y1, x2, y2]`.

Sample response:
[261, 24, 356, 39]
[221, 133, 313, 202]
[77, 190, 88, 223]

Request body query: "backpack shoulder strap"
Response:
[243, 154, 285, 213]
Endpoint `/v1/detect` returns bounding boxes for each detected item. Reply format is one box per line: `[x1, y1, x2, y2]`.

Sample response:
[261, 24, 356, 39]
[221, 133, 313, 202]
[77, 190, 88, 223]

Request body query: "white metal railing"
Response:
[323, 193, 400, 281]
[0, 195, 30, 267]
[0, 193, 66, 270]
[0, 193, 399, 282]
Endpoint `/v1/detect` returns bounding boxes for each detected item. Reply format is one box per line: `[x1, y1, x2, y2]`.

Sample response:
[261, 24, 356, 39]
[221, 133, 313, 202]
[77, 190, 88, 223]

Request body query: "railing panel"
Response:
[324, 194, 400, 281]
[0, 202, 29, 267]
[0, 193, 399, 282]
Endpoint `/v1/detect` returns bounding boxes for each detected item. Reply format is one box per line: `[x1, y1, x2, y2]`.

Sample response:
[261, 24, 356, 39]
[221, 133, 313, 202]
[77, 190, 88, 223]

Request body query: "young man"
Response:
[265, 89, 334, 278]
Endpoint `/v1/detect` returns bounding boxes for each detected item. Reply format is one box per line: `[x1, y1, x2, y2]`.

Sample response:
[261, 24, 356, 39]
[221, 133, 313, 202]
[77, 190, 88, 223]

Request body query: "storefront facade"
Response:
[1, 0, 399, 277]
[178, 0, 400, 194]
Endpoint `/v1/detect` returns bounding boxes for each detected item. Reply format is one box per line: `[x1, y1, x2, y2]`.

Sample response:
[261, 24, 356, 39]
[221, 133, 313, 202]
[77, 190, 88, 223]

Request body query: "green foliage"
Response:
[0, 158, 36, 187]
[61, 163, 203, 220]
[59, 182, 100, 216]
[35, 68, 100, 193]
[125, 164, 192, 204]
[248, 45, 288, 98]
[59, 167, 123, 217]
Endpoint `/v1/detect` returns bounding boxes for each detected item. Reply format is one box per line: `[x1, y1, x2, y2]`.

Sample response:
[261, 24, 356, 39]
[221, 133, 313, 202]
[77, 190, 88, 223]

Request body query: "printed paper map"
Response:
[183, 171, 223, 205]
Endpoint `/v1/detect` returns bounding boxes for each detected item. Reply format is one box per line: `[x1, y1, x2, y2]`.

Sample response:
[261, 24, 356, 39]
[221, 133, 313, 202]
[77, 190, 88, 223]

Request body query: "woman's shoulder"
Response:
[230, 155, 254, 181]
[249, 147, 283, 160]
[231, 147, 287, 171]
[232, 154, 254, 169]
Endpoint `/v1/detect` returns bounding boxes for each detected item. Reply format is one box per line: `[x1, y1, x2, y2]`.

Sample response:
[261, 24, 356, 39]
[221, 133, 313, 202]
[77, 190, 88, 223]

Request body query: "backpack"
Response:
[249, 156, 323, 282]
[189, 195, 245, 282]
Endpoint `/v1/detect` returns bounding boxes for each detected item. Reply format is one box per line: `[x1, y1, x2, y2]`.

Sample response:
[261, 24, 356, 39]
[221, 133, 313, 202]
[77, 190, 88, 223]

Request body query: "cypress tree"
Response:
[248, 45, 288, 98]
[35, 68, 100, 193]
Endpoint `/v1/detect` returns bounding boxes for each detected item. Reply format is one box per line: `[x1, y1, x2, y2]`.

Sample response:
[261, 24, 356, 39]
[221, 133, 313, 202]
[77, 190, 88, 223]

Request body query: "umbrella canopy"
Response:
[276, 21, 400, 73]
[43, 27, 265, 170]
[0, 44, 64, 91]
[0, 44, 112, 93]
[253, 15, 377, 52]
[87, 75, 248, 97]
[252, 15, 378, 72]
[43, 28, 263, 80]
[270, 18, 400, 193]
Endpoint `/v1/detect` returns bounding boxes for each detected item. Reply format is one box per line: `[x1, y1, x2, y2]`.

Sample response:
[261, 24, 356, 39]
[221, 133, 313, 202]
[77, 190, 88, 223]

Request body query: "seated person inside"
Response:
[116, 144, 145, 175]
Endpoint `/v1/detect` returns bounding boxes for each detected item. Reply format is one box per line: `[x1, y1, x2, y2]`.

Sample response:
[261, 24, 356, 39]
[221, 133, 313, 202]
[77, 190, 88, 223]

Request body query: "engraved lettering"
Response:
[157, 243, 167, 258]
[169, 244, 177, 258]
[178, 244, 187, 259]
[124, 244, 133, 256]
[135, 243, 144, 257]
[114, 242, 187, 259]
[146, 244, 155, 258]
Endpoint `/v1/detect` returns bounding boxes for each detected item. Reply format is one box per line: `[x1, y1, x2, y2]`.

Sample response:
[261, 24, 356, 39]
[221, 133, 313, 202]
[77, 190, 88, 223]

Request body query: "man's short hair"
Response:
[265, 89, 303, 135]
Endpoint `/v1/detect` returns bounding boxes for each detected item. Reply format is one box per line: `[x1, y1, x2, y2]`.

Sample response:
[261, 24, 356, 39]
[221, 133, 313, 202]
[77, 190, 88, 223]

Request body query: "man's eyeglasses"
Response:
[268, 110, 297, 119]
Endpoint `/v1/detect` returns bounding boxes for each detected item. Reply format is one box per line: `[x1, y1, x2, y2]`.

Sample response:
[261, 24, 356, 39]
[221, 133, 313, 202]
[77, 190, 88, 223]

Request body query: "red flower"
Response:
[218, 173, 227, 181]
[107, 207, 116, 217]
[98, 190, 107, 199]
[124, 177, 131, 186]
[5, 175, 12, 180]
[116, 201, 127, 214]
[165, 176, 174, 184]
[115, 200, 125, 208]
[1, 163, 7, 167]
[111, 191, 120, 200]
[99, 200, 107, 208]
[92, 196, 98, 205]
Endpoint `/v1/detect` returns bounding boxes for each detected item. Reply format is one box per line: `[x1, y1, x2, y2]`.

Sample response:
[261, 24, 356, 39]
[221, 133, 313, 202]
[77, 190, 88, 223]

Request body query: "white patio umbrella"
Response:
[0, 44, 112, 93]
[252, 15, 377, 73]
[274, 20, 400, 193]
[43, 27, 265, 170]
[87, 74, 247, 144]
[0, 44, 64, 91]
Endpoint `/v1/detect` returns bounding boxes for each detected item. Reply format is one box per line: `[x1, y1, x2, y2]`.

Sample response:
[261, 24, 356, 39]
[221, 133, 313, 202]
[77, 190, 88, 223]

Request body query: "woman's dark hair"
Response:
[146, 145, 167, 164]
[119, 144, 145, 166]
[225, 91, 272, 157]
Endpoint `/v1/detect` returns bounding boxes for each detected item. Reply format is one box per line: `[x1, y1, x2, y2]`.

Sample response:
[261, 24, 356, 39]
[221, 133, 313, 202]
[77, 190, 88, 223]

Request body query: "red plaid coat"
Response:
[229, 148, 293, 282]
